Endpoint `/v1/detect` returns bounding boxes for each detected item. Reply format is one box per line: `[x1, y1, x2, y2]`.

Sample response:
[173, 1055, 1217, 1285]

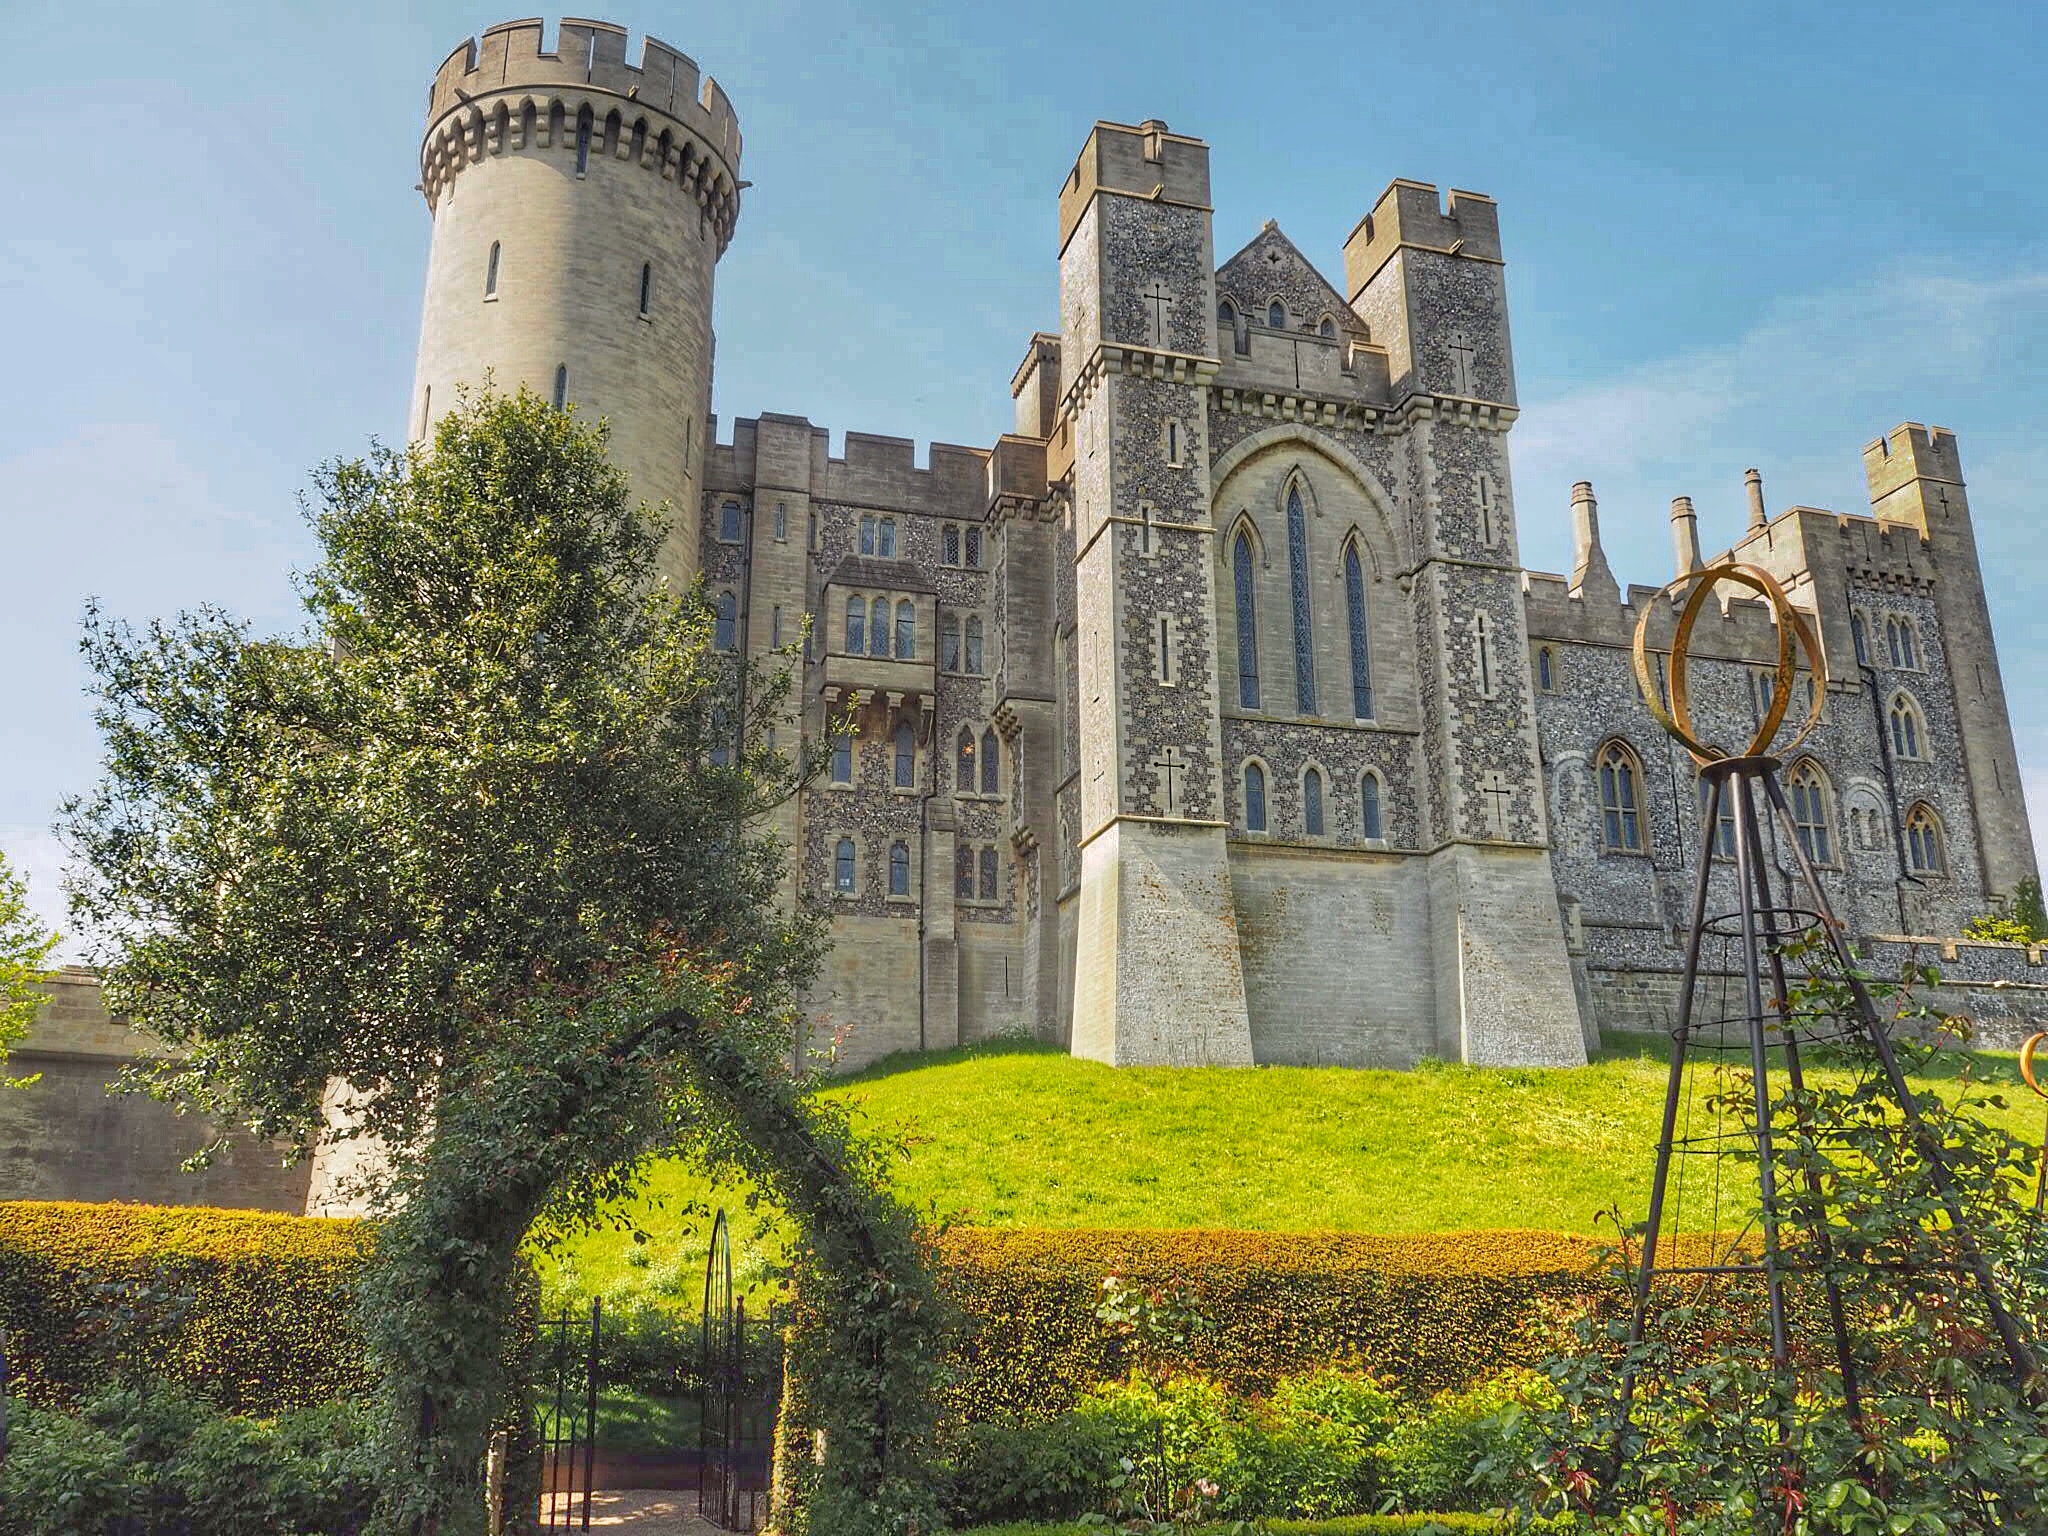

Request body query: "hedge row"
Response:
[0, 1200, 372, 1413]
[930, 1228, 1642, 1420]
[966, 1520, 1574, 1535]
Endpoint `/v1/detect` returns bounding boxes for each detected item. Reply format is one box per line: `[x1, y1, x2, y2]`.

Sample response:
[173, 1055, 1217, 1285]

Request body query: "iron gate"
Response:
[535, 1298, 600, 1531]
[698, 1209, 776, 1531]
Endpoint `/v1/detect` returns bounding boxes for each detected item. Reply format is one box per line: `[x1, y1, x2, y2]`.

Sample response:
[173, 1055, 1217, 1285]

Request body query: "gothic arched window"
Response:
[1787, 760, 1834, 865]
[870, 594, 891, 657]
[1244, 762, 1267, 833]
[1537, 645, 1556, 694]
[844, 595, 865, 654]
[895, 599, 915, 659]
[956, 727, 976, 793]
[1343, 540, 1372, 719]
[889, 840, 910, 896]
[1318, 315, 1336, 339]
[1286, 482, 1316, 713]
[893, 721, 915, 788]
[829, 731, 853, 785]
[713, 591, 736, 650]
[978, 845, 998, 901]
[574, 105, 593, 174]
[1889, 693, 1924, 759]
[1217, 298, 1235, 328]
[980, 728, 1000, 794]
[1360, 773, 1383, 840]
[1851, 611, 1869, 665]
[834, 837, 856, 892]
[965, 616, 984, 674]
[552, 364, 568, 411]
[1906, 803, 1945, 875]
[942, 613, 961, 671]
[1597, 740, 1645, 853]
[1233, 529, 1260, 709]
[1303, 767, 1325, 836]
[485, 240, 501, 297]
[1268, 299, 1286, 329]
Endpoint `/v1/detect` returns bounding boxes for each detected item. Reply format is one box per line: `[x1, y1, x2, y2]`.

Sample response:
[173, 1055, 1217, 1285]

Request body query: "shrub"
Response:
[939, 1412, 1129, 1526]
[935, 1228, 1619, 1420]
[0, 1200, 369, 1414]
[0, 1387, 379, 1536]
[1379, 1370, 1557, 1513]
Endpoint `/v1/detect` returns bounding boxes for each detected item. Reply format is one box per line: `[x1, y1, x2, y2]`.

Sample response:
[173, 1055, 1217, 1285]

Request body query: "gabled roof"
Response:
[823, 555, 937, 594]
[1215, 221, 1361, 335]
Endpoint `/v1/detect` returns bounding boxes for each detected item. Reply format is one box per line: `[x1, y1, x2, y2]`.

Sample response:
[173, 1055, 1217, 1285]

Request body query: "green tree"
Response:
[0, 848, 59, 1087]
[61, 388, 945, 1535]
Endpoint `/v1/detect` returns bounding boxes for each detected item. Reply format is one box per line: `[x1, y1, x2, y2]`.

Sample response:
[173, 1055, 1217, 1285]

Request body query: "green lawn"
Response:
[532, 1035, 2044, 1313]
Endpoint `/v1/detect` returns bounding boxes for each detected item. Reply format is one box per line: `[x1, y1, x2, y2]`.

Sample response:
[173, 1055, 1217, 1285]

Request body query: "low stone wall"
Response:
[0, 969, 310, 1212]
[1588, 933, 2048, 1051]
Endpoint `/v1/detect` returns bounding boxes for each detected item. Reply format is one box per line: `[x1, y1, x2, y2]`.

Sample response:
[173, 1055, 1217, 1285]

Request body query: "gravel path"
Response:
[539, 1489, 732, 1532]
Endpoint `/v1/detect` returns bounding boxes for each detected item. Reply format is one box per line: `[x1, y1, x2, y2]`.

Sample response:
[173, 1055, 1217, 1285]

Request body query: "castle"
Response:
[404, 18, 2042, 1074]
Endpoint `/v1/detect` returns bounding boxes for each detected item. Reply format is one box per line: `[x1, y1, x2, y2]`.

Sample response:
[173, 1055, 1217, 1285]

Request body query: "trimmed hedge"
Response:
[0, 1200, 371, 1414]
[964, 1518, 1576, 1534]
[932, 1228, 1641, 1419]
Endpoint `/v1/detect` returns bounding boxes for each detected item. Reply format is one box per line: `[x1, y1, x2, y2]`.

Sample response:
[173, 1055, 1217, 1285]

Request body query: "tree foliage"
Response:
[1520, 952, 2048, 1532]
[61, 388, 946, 1534]
[0, 848, 58, 1088]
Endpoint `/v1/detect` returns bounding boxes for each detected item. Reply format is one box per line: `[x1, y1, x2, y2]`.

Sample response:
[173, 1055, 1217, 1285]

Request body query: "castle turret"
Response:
[409, 19, 743, 589]
[1863, 424, 2038, 904]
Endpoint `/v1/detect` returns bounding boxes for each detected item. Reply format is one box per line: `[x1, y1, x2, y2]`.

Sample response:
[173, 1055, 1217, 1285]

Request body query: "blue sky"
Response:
[6, 0, 2047, 947]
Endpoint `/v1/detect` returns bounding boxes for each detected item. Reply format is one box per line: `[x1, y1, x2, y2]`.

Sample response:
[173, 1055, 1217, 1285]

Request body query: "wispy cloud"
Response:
[1510, 263, 2048, 881]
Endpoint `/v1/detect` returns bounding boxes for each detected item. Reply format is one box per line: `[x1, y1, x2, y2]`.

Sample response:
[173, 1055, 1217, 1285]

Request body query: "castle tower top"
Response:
[1057, 119, 1211, 253]
[420, 18, 742, 247]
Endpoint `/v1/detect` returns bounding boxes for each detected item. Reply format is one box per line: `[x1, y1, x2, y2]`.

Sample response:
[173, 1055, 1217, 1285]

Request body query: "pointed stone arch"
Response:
[1209, 425, 1402, 569]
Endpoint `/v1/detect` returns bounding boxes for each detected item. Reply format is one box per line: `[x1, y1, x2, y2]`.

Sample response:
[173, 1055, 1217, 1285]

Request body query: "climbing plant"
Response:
[1518, 954, 2048, 1533]
[61, 386, 945, 1535]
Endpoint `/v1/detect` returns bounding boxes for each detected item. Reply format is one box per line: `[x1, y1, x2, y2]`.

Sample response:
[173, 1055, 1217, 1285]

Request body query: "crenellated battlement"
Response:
[1863, 422, 1963, 501]
[1342, 180, 1502, 299]
[420, 18, 742, 248]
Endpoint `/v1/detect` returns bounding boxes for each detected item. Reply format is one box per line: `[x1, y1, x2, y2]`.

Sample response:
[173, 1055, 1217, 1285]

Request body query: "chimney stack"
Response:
[1569, 481, 1619, 601]
[1744, 467, 1767, 531]
[1670, 495, 1702, 575]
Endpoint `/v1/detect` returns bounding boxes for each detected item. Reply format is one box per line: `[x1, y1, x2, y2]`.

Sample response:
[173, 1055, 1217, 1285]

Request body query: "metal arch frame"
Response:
[1614, 563, 2036, 1480]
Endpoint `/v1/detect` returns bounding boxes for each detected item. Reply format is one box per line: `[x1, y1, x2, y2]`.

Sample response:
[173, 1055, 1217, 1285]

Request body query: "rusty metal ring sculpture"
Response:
[1631, 561, 1828, 766]
[2021, 1032, 2048, 1101]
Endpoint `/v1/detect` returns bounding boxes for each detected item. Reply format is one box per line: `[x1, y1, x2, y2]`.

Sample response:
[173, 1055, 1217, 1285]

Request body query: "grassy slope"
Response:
[533, 1037, 2042, 1312]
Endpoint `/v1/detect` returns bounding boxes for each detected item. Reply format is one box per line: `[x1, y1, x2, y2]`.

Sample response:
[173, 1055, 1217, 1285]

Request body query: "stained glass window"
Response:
[1344, 542, 1372, 719]
[1361, 774, 1382, 839]
[981, 729, 999, 795]
[845, 595, 864, 654]
[1234, 530, 1260, 709]
[957, 728, 976, 793]
[1303, 768, 1325, 836]
[895, 599, 914, 659]
[1788, 761, 1834, 864]
[1889, 694, 1922, 759]
[1906, 803, 1944, 874]
[1287, 482, 1316, 713]
[1244, 763, 1266, 832]
[1597, 741, 1643, 852]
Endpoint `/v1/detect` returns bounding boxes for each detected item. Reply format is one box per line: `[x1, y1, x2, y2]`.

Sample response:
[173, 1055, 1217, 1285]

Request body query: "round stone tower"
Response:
[410, 18, 742, 588]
